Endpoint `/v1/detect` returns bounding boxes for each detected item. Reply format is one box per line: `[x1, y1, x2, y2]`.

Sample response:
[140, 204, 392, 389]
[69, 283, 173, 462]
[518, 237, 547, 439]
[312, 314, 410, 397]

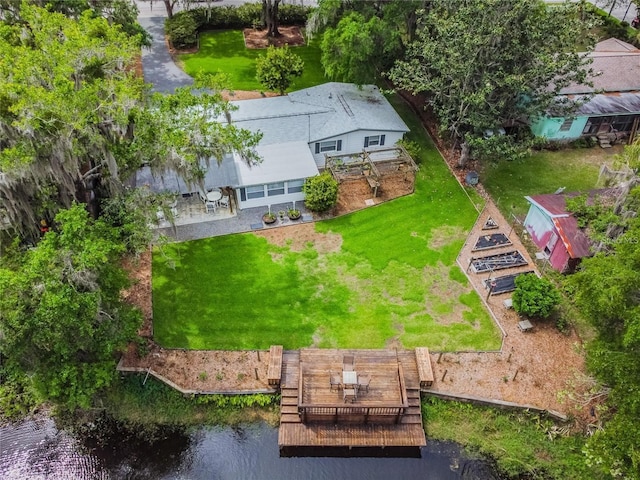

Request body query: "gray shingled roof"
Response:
[228, 83, 409, 145]
[560, 39, 640, 95]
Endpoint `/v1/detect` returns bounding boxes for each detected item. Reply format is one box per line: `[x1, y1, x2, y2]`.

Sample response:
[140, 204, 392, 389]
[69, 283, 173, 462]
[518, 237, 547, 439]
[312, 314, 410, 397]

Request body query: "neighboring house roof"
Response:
[560, 39, 640, 95]
[525, 193, 590, 259]
[235, 141, 319, 187]
[570, 91, 640, 115]
[525, 189, 620, 259]
[228, 83, 409, 145]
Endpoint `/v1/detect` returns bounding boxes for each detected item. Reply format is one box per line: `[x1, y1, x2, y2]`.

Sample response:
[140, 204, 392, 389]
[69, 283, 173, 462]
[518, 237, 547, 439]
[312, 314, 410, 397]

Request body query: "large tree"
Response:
[310, 0, 420, 84]
[0, 204, 142, 410]
[0, 5, 260, 238]
[262, 0, 281, 37]
[0, 4, 146, 235]
[389, 0, 593, 165]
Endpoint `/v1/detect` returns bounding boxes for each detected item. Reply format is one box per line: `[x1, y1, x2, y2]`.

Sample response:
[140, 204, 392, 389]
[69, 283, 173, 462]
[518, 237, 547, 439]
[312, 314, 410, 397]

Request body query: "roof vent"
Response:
[329, 92, 333, 99]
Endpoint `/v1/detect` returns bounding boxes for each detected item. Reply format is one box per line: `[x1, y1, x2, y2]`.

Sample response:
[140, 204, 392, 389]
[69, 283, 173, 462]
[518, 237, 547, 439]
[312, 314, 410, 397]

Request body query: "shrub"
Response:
[255, 45, 304, 94]
[302, 172, 339, 212]
[512, 273, 561, 319]
[165, 12, 199, 49]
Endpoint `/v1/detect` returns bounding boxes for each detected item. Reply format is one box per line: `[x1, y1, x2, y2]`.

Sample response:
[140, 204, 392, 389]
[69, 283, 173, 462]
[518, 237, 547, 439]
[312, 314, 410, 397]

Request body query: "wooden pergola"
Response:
[325, 146, 419, 198]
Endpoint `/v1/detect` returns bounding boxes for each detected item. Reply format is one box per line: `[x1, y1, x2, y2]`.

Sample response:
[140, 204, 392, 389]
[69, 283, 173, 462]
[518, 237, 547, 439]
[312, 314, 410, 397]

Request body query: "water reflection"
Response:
[0, 418, 502, 480]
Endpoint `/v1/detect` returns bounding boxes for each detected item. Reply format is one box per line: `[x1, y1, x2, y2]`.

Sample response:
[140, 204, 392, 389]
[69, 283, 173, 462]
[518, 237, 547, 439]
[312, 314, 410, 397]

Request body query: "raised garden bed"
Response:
[482, 217, 499, 230]
[484, 271, 536, 295]
[472, 233, 512, 252]
[470, 250, 528, 273]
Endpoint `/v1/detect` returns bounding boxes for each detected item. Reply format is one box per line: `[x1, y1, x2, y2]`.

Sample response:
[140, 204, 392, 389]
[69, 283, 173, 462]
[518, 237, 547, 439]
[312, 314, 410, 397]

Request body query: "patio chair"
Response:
[357, 374, 371, 393]
[343, 387, 357, 403]
[329, 372, 342, 392]
[343, 355, 355, 372]
[218, 195, 230, 208]
[198, 191, 217, 213]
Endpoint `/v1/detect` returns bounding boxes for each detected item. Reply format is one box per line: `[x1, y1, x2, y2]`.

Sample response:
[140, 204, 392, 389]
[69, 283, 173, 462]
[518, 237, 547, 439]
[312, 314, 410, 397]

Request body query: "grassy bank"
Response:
[179, 30, 326, 91]
[101, 376, 279, 427]
[423, 397, 592, 479]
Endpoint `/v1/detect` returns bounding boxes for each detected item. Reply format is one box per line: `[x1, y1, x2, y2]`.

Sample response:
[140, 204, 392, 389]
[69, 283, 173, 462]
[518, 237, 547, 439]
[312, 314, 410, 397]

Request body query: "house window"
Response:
[267, 182, 285, 196]
[364, 134, 385, 148]
[287, 179, 304, 193]
[559, 118, 573, 132]
[315, 140, 342, 154]
[246, 185, 265, 199]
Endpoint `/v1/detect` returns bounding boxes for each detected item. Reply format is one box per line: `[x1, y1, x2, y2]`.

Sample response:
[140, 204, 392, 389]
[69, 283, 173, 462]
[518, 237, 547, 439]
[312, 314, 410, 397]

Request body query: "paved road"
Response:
[138, 16, 193, 93]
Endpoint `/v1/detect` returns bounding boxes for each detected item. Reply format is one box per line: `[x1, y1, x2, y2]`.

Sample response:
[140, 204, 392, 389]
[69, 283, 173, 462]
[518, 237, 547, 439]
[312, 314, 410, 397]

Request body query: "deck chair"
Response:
[218, 195, 230, 208]
[198, 191, 217, 213]
[330, 372, 342, 392]
[343, 387, 357, 403]
[357, 374, 371, 393]
[343, 355, 355, 372]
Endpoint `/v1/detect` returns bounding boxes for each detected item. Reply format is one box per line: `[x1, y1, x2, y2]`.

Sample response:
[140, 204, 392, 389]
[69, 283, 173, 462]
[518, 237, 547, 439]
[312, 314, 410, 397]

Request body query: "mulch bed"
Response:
[243, 26, 305, 49]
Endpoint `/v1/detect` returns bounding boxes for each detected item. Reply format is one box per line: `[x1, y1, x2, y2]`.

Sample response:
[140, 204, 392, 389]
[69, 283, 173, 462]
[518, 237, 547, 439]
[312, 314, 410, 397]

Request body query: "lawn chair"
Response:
[343, 387, 357, 403]
[357, 374, 371, 393]
[330, 372, 342, 392]
[218, 195, 230, 208]
[198, 191, 217, 213]
[343, 354, 355, 372]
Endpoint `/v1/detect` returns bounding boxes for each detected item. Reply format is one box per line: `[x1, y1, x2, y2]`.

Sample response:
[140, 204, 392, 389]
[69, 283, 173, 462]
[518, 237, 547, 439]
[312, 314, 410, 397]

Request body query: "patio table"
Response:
[343, 370, 357, 388]
[207, 190, 222, 203]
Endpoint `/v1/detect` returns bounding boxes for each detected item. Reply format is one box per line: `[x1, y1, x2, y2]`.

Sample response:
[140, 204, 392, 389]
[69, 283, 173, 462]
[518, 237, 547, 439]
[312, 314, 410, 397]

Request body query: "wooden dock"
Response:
[278, 349, 427, 456]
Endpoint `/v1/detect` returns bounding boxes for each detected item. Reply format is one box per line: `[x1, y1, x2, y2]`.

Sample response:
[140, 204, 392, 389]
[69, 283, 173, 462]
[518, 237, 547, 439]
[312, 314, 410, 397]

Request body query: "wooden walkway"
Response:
[278, 349, 427, 456]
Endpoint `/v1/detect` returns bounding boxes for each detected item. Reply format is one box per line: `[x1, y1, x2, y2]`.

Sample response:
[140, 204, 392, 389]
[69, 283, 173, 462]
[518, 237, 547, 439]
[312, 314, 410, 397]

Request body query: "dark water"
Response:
[0, 418, 502, 480]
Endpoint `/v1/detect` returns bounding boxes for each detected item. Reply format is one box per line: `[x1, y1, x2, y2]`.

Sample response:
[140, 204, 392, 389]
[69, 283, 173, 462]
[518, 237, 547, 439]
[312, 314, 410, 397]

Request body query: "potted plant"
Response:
[287, 208, 301, 220]
[278, 210, 286, 221]
[262, 212, 276, 224]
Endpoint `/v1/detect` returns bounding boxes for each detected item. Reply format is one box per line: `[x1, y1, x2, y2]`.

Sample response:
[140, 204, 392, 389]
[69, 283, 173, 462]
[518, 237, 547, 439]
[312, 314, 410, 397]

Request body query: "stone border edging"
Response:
[116, 358, 276, 395]
[423, 390, 568, 422]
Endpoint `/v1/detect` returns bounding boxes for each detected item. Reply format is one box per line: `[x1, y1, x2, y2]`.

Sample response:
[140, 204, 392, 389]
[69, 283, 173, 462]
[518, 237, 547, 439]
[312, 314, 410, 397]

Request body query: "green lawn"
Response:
[480, 146, 620, 218]
[152, 94, 500, 351]
[178, 30, 326, 91]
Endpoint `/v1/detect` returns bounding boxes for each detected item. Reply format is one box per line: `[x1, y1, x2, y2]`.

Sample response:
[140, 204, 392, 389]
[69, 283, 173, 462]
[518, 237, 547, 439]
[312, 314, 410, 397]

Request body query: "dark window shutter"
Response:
[240, 188, 246, 202]
[380, 135, 385, 146]
[337, 140, 342, 151]
[315, 143, 320, 154]
[364, 137, 369, 148]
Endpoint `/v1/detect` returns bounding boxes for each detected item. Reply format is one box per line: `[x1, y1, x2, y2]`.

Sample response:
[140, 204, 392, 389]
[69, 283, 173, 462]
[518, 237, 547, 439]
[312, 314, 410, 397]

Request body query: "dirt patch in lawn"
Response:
[429, 225, 467, 249]
[122, 251, 153, 338]
[243, 26, 305, 49]
[254, 222, 342, 254]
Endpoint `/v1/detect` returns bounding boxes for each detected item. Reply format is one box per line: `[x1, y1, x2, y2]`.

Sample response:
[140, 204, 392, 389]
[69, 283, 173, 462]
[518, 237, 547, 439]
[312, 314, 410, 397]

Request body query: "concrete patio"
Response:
[154, 197, 313, 242]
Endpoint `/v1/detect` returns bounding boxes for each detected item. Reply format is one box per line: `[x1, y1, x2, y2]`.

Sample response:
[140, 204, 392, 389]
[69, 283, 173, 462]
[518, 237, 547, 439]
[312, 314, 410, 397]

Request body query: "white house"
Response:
[136, 83, 410, 210]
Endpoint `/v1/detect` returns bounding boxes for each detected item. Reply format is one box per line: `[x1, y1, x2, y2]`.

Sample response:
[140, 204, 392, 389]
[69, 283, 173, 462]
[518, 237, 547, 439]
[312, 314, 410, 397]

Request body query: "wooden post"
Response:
[257, 350, 261, 361]
[441, 369, 448, 382]
[255, 368, 259, 380]
[513, 368, 519, 381]
[437, 352, 443, 363]
[507, 352, 512, 363]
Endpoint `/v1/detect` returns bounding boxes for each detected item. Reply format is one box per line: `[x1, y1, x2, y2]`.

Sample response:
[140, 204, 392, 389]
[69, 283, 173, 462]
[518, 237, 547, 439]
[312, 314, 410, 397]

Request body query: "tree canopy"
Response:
[568, 144, 640, 479]
[310, 0, 418, 84]
[0, 5, 260, 238]
[255, 45, 304, 94]
[388, 0, 593, 164]
[0, 204, 142, 410]
[0, 4, 146, 235]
